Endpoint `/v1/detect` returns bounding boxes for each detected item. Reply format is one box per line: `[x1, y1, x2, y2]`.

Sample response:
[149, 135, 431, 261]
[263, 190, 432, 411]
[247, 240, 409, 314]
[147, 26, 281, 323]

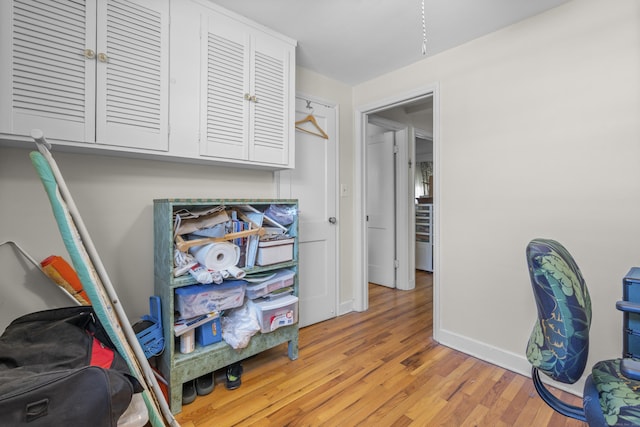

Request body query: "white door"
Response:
[277, 96, 338, 327]
[367, 130, 395, 288]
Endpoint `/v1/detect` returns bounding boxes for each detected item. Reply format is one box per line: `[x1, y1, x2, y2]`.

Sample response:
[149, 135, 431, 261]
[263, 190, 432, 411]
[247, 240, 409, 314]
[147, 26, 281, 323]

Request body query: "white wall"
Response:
[0, 148, 276, 319]
[0, 67, 354, 323]
[354, 0, 640, 393]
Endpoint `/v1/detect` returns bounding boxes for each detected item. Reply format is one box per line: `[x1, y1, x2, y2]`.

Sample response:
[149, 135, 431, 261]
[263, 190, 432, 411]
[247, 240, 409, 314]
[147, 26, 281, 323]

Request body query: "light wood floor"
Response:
[176, 271, 587, 426]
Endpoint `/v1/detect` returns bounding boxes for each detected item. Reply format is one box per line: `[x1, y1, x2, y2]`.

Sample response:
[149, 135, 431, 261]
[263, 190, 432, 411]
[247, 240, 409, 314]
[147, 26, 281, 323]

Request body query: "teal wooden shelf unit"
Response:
[153, 198, 299, 414]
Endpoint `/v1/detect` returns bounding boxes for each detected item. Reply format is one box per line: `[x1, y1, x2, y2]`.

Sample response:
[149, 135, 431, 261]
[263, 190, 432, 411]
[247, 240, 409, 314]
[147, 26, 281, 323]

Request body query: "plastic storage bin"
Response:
[253, 295, 298, 333]
[175, 280, 246, 319]
[256, 238, 294, 266]
[246, 269, 295, 299]
[622, 267, 640, 358]
[624, 268, 640, 303]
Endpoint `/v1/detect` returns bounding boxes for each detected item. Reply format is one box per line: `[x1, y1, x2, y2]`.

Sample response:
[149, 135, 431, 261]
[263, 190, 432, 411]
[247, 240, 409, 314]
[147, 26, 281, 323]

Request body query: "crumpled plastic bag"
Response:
[265, 204, 297, 226]
[221, 300, 260, 349]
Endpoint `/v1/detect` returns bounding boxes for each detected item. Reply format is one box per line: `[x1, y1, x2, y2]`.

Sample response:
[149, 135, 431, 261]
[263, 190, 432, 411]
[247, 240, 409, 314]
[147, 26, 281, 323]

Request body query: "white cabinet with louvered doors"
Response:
[200, 10, 294, 166]
[0, 0, 169, 152]
[169, 0, 296, 169]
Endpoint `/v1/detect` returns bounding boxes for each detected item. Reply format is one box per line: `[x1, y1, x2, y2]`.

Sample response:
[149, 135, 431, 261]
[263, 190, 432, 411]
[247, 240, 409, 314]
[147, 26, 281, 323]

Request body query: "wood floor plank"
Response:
[175, 271, 587, 426]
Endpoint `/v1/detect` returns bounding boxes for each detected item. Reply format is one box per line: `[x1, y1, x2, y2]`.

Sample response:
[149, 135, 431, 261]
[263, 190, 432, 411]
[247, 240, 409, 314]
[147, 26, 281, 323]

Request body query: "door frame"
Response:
[354, 83, 441, 340]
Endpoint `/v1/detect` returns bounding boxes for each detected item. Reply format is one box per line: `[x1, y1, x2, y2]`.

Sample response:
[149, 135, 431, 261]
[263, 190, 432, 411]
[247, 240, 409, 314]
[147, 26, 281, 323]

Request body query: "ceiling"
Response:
[208, 0, 570, 86]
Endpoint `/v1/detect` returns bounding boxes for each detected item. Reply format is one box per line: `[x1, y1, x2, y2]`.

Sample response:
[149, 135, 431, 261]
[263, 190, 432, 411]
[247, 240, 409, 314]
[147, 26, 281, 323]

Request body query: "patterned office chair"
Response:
[526, 238, 640, 426]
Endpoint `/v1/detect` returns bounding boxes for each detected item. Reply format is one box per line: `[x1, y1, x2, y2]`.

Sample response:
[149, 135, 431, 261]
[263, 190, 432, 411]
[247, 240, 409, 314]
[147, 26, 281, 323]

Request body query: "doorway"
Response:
[354, 84, 440, 340]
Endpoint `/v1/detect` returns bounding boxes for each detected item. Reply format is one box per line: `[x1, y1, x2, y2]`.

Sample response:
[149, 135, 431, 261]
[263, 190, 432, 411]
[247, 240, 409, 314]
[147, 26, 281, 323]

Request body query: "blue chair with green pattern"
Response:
[526, 238, 640, 426]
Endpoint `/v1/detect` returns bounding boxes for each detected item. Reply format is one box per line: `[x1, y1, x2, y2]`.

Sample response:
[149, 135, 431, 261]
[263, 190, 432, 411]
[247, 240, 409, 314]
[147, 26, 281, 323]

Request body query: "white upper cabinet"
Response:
[200, 12, 250, 161]
[1, 0, 294, 168]
[0, 0, 169, 151]
[96, 0, 169, 151]
[169, 0, 296, 168]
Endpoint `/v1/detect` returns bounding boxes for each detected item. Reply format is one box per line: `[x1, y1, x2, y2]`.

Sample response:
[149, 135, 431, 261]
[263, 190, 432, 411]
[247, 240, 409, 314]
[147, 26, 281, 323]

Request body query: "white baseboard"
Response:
[338, 299, 354, 316]
[436, 327, 584, 397]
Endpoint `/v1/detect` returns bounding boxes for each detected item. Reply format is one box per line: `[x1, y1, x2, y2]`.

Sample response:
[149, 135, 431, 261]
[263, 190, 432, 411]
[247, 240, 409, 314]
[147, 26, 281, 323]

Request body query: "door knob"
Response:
[328, 217, 336, 224]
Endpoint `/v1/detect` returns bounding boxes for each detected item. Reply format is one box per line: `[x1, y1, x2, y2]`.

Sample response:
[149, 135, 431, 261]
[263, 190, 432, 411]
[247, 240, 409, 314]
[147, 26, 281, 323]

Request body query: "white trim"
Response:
[354, 84, 440, 343]
[431, 86, 441, 342]
[437, 328, 583, 398]
[338, 299, 353, 316]
[354, 109, 367, 311]
[394, 127, 410, 290]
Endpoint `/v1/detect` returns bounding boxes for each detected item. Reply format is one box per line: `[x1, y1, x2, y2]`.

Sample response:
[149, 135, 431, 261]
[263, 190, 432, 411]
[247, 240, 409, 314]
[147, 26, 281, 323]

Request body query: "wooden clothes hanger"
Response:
[295, 113, 329, 139]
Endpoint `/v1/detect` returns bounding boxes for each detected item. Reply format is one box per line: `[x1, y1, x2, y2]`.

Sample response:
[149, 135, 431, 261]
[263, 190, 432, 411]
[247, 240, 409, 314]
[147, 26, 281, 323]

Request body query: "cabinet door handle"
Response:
[97, 52, 109, 63]
[251, 95, 258, 103]
[244, 93, 252, 101]
[84, 49, 96, 59]
[328, 217, 336, 224]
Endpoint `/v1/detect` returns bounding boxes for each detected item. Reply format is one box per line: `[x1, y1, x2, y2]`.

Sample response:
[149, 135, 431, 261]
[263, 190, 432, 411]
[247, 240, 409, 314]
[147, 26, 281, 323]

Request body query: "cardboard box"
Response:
[256, 238, 294, 266]
[253, 295, 298, 333]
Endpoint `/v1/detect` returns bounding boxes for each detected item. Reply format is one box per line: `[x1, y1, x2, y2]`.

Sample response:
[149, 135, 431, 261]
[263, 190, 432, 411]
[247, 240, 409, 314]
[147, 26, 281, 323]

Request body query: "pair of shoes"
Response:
[225, 363, 243, 390]
[196, 372, 214, 396]
[182, 380, 196, 405]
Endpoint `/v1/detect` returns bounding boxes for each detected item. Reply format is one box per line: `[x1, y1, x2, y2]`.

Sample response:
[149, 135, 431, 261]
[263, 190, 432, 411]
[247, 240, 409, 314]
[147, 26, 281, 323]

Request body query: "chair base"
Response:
[531, 367, 586, 422]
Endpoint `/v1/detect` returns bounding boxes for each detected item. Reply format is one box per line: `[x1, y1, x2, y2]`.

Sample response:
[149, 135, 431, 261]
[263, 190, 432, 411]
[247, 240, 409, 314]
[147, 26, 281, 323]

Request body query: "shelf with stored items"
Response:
[154, 198, 299, 414]
[0, 0, 169, 152]
[415, 203, 433, 272]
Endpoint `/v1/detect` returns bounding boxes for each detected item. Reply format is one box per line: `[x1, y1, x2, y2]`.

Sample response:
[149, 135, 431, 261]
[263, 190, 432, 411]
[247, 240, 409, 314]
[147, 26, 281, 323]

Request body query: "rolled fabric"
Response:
[40, 255, 91, 305]
[226, 265, 246, 279]
[189, 242, 240, 272]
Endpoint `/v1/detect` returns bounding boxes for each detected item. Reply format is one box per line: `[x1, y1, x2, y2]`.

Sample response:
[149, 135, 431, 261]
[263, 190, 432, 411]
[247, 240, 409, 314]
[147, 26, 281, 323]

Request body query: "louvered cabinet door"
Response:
[2, 0, 96, 143]
[200, 12, 250, 161]
[249, 32, 294, 166]
[95, 0, 169, 151]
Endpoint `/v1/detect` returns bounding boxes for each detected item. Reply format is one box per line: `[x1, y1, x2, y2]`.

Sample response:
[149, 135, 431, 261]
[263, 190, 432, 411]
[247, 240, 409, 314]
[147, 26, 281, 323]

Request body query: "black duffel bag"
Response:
[0, 306, 143, 426]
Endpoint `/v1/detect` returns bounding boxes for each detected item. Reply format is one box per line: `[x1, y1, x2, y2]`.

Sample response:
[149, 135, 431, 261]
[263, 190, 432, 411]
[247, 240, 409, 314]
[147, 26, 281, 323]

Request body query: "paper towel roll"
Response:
[189, 242, 240, 271]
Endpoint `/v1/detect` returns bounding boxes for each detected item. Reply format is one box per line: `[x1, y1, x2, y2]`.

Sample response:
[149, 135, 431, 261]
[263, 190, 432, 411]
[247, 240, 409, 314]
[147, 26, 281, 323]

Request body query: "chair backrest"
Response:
[526, 238, 592, 384]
